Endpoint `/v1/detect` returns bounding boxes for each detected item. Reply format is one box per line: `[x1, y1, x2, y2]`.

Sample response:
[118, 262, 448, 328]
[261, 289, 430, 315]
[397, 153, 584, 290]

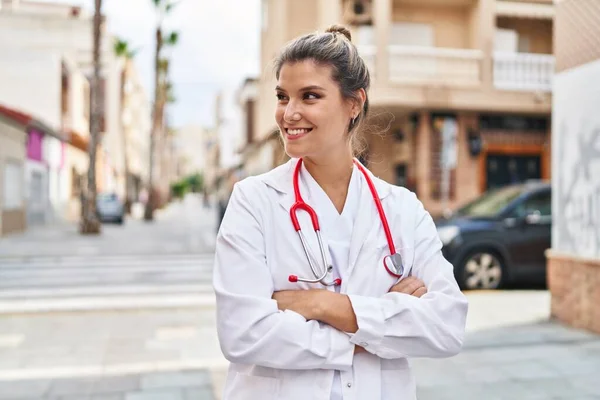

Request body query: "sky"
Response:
[46, 0, 261, 129]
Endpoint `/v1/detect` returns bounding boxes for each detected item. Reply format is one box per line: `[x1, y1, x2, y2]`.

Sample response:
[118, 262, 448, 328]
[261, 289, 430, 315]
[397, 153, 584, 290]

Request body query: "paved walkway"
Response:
[0, 195, 217, 258]
[0, 291, 598, 399]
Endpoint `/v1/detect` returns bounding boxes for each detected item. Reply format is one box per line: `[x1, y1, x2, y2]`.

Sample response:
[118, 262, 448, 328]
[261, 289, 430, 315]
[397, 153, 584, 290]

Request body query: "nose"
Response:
[283, 100, 301, 123]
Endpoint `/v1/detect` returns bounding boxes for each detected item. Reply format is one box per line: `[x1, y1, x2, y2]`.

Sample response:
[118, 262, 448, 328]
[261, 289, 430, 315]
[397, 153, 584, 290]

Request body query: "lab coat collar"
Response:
[263, 158, 391, 206]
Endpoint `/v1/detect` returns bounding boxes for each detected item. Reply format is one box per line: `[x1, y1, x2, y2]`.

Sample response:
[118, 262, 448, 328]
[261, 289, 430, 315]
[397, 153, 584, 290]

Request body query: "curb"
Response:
[0, 294, 217, 314]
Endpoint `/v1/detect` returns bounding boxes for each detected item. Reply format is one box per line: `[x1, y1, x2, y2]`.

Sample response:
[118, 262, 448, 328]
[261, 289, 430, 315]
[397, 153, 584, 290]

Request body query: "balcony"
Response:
[493, 52, 554, 92]
[359, 45, 483, 87]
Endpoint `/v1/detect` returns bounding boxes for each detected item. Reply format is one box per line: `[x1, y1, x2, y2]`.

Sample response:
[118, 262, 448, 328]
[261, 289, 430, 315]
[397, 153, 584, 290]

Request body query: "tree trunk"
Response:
[122, 61, 132, 214]
[144, 27, 163, 221]
[80, 0, 103, 234]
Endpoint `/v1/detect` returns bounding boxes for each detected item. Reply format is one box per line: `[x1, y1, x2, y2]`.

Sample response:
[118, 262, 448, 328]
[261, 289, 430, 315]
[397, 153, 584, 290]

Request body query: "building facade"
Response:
[547, 0, 600, 334]
[0, 110, 27, 236]
[251, 0, 554, 215]
[0, 0, 130, 212]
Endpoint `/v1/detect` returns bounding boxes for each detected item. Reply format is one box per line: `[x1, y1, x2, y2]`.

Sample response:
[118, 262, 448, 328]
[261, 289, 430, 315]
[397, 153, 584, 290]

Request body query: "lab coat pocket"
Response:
[381, 360, 417, 400]
[226, 372, 279, 400]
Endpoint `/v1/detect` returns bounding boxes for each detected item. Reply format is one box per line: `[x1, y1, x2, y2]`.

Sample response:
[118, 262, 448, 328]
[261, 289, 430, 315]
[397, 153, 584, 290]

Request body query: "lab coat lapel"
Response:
[268, 159, 333, 275]
[346, 168, 391, 280]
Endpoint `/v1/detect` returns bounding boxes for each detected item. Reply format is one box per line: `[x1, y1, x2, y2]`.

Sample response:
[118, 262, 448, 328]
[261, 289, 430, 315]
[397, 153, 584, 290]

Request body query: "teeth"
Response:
[287, 128, 310, 135]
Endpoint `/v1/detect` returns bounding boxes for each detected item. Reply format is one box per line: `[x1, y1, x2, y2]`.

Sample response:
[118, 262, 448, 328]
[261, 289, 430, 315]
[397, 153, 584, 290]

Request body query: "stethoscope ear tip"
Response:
[288, 275, 299, 283]
[334, 279, 342, 286]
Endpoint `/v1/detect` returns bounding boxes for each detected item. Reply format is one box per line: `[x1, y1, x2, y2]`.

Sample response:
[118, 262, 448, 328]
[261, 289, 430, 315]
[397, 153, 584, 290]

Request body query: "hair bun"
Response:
[326, 25, 352, 42]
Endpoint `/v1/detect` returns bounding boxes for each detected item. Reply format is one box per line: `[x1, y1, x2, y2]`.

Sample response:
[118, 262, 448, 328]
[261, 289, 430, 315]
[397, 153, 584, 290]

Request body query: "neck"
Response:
[303, 148, 354, 193]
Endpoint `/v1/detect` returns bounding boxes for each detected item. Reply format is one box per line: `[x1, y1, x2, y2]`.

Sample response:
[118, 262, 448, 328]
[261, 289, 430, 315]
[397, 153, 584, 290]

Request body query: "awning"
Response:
[496, 1, 555, 20]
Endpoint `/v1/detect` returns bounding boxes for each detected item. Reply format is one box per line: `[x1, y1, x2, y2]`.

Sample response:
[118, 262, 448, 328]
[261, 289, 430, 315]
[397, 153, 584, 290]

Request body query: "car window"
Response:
[98, 193, 117, 201]
[456, 186, 525, 217]
[513, 191, 551, 218]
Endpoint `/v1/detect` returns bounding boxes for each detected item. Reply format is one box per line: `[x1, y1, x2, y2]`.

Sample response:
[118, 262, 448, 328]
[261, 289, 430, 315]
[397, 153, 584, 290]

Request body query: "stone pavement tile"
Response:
[544, 356, 600, 377]
[499, 360, 563, 381]
[140, 371, 212, 391]
[91, 375, 140, 395]
[412, 362, 465, 388]
[509, 377, 585, 398]
[462, 365, 512, 383]
[183, 387, 214, 400]
[124, 389, 184, 400]
[416, 383, 504, 400]
[46, 377, 96, 397]
[0, 379, 51, 399]
[88, 395, 124, 400]
[554, 397, 600, 400]
[569, 374, 600, 396]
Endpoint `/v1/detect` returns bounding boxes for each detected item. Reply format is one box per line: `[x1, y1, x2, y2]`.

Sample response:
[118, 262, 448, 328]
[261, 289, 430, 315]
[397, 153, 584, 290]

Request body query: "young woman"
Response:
[213, 25, 468, 400]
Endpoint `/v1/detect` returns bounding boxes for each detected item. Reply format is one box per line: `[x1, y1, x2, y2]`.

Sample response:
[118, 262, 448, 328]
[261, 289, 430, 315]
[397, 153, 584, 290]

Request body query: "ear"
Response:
[352, 88, 367, 116]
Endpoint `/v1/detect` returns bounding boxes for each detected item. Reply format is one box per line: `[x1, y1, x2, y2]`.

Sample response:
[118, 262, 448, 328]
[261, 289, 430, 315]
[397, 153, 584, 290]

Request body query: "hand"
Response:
[272, 289, 325, 320]
[389, 276, 427, 298]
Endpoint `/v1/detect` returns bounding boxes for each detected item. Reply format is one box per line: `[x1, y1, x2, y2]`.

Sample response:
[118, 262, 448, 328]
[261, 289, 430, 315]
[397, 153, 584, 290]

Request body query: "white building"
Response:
[0, 0, 128, 216]
[175, 125, 207, 178]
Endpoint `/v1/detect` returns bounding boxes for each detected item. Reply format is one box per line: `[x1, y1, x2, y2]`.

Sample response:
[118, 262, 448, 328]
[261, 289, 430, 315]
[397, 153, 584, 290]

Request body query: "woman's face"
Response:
[275, 60, 355, 160]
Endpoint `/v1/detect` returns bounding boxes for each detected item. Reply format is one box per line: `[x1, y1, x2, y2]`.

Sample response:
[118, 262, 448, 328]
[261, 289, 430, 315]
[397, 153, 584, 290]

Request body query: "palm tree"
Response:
[144, 0, 179, 221]
[80, 0, 103, 234]
[114, 38, 137, 214]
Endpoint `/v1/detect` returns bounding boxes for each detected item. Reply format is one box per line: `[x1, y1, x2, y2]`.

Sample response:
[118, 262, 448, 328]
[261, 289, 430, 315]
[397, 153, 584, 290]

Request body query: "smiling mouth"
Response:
[285, 128, 313, 136]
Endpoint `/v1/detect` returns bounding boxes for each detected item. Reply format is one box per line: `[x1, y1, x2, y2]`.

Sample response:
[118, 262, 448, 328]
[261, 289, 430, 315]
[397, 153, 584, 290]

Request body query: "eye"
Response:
[276, 93, 288, 101]
[304, 92, 320, 100]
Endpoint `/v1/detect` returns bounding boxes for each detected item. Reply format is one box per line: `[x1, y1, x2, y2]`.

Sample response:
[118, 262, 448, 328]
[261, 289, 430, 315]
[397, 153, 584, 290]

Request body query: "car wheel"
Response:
[117, 217, 124, 225]
[457, 250, 504, 290]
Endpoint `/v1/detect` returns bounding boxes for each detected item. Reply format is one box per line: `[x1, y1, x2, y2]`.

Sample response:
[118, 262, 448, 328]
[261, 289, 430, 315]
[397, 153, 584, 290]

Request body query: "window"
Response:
[479, 115, 548, 131]
[395, 164, 407, 187]
[3, 161, 23, 210]
[513, 191, 551, 218]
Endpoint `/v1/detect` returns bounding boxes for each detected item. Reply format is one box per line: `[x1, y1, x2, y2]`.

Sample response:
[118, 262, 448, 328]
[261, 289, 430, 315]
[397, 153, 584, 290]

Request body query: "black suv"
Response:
[435, 181, 551, 290]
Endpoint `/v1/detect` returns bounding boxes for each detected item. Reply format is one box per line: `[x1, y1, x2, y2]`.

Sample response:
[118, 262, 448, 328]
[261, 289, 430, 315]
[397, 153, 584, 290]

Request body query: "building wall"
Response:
[0, 3, 126, 202]
[0, 49, 63, 130]
[0, 119, 27, 235]
[392, 3, 471, 48]
[548, 0, 600, 334]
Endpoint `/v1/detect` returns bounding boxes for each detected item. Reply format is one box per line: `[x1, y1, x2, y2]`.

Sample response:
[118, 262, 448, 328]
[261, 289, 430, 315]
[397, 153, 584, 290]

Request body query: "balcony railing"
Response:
[493, 52, 555, 92]
[358, 45, 483, 86]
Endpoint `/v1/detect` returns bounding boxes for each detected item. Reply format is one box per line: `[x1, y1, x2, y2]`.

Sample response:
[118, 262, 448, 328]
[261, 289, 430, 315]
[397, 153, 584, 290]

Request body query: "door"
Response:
[503, 190, 552, 278]
[486, 154, 541, 190]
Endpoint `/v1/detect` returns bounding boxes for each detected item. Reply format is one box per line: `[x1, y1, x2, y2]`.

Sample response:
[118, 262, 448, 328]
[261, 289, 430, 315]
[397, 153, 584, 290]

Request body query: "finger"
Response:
[390, 276, 419, 292]
[392, 278, 425, 294]
[412, 287, 428, 298]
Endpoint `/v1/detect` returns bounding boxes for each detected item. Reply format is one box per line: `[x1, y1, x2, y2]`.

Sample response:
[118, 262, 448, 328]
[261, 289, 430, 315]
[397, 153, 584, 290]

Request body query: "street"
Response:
[0, 195, 599, 399]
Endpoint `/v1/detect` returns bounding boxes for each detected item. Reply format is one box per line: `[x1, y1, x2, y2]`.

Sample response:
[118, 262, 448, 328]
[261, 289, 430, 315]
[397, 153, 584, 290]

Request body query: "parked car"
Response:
[96, 193, 124, 224]
[435, 181, 551, 290]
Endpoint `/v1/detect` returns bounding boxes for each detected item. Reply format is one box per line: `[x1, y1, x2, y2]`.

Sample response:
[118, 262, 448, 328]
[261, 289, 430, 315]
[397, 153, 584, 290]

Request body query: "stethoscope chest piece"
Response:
[383, 253, 404, 278]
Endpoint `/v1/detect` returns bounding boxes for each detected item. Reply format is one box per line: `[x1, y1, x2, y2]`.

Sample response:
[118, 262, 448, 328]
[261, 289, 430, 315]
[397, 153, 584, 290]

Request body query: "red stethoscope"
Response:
[288, 158, 404, 286]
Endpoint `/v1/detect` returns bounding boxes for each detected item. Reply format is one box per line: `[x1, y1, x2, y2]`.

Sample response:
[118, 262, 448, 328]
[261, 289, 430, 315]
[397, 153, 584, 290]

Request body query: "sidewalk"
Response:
[0, 291, 598, 399]
[0, 194, 218, 258]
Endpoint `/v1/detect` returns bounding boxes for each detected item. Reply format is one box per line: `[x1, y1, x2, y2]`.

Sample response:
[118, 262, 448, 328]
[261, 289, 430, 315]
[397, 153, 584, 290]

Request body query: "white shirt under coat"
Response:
[300, 162, 359, 400]
[213, 158, 468, 400]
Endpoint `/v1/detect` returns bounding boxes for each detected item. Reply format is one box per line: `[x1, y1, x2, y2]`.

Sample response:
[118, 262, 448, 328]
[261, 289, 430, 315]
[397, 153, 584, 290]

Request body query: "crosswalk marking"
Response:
[0, 253, 218, 311]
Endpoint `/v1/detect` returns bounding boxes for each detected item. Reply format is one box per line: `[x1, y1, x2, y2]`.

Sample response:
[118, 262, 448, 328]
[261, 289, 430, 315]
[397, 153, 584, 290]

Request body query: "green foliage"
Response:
[170, 181, 188, 199]
[186, 173, 203, 193]
[170, 173, 203, 199]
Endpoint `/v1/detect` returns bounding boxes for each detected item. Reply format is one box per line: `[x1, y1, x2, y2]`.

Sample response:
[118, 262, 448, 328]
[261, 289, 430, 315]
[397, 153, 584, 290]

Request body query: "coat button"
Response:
[347, 382, 352, 388]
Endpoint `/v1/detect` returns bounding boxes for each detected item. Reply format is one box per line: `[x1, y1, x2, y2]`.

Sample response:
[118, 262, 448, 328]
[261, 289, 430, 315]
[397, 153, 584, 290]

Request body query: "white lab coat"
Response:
[213, 159, 468, 400]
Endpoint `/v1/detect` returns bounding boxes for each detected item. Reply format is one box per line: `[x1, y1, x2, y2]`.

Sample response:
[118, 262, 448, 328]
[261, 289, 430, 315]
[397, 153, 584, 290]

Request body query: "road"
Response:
[0, 194, 599, 400]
